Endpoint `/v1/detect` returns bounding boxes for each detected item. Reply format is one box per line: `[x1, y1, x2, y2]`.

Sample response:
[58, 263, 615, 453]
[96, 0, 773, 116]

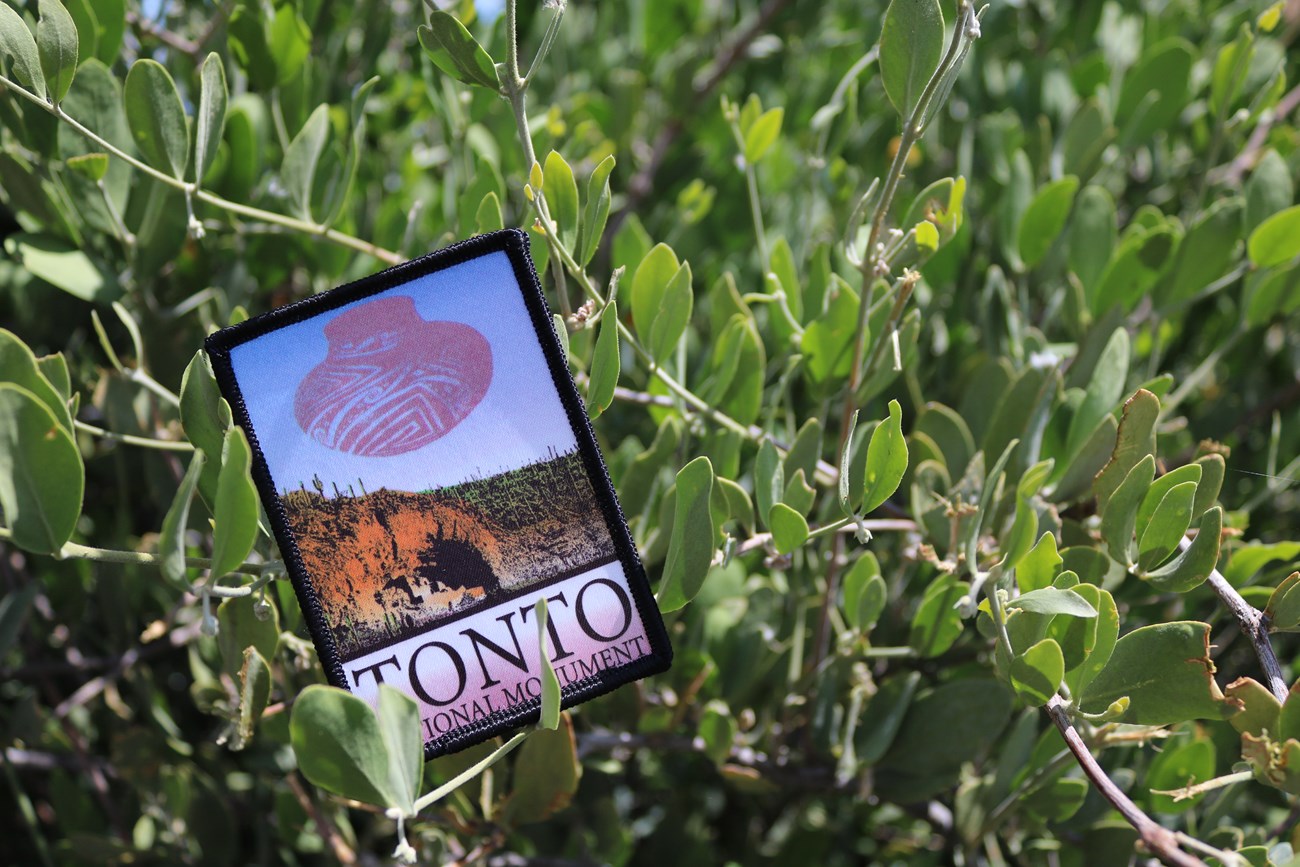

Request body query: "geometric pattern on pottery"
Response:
[293, 294, 493, 457]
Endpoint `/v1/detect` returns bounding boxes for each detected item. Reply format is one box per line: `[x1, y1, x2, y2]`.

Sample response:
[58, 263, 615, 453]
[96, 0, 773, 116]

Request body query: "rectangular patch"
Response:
[205, 230, 671, 757]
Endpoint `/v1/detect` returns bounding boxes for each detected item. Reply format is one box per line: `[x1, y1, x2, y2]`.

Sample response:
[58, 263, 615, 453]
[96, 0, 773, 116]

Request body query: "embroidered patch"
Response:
[205, 230, 672, 758]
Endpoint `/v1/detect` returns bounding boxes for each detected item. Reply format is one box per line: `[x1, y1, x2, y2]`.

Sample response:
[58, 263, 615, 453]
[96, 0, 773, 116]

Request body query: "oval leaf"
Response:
[0, 383, 83, 554]
[290, 684, 403, 810]
[418, 12, 500, 90]
[124, 59, 189, 178]
[860, 399, 909, 513]
[210, 426, 259, 579]
[1249, 205, 1300, 268]
[658, 457, 715, 612]
[194, 52, 228, 184]
[0, 3, 47, 98]
[37, 0, 77, 104]
[586, 301, 619, 419]
[878, 0, 944, 119]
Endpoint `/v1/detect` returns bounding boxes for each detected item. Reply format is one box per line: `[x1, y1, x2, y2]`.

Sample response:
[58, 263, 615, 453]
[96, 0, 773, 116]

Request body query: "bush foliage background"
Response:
[2, 0, 1300, 864]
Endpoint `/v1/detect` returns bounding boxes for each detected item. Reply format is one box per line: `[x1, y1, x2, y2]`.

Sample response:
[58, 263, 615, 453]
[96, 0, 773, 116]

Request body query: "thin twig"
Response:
[1219, 82, 1300, 186]
[1190, 536, 1290, 702]
[126, 10, 200, 57]
[75, 420, 195, 452]
[1045, 696, 1207, 867]
[730, 518, 916, 557]
[288, 773, 357, 866]
[54, 621, 203, 718]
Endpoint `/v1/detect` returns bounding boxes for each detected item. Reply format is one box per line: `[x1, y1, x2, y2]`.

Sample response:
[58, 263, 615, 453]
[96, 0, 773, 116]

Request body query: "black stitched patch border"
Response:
[205, 230, 672, 759]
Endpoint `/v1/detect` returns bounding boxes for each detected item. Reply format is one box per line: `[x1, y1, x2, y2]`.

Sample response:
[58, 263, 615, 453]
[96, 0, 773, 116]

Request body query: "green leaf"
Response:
[1248, 205, 1300, 268]
[542, 150, 579, 246]
[1137, 480, 1196, 571]
[1064, 585, 1118, 701]
[281, 104, 330, 222]
[534, 597, 561, 731]
[210, 427, 259, 579]
[915, 402, 975, 478]
[4, 232, 119, 303]
[1094, 389, 1159, 511]
[267, 5, 310, 85]
[586, 301, 619, 419]
[194, 52, 228, 184]
[631, 243, 693, 362]
[1115, 38, 1193, 142]
[1067, 327, 1128, 458]
[1157, 197, 1243, 307]
[1099, 453, 1155, 566]
[1136, 463, 1202, 532]
[232, 646, 271, 749]
[1226, 677, 1281, 737]
[909, 573, 964, 658]
[227, 5, 276, 91]
[878, 0, 944, 119]
[838, 410, 858, 515]
[783, 418, 823, 484]
[577, 155, 615, 267]
[159, 451, 204, 587]
[743, 107, 783, 163]
[782, 469, 814, 516]
[1018, 176, 1079, 268]
[290, 685, 404, 810]
[1245, 150, 1293, 235]
[658, 457, 715, 612]
[0, 581, 38, 660]
[698, 701, 736, 764]
[767, 503, 809, 555]
[1017, 532, 1062, 593]
[1002, 459, 1053, 570]
[0, 328, 72, 432]
[0, 4, 46, 99]
[1067, 186, 1118, 293]
[1010, 638, 1065, 706]
[1142, 507, 1222, 593]
[1265, 572, 1300, 632]
[504, 714, 581, 825]
[914, 220, 939, 253]
[1281, 683, 1300, 743]
[418, 12, 500, 90]
[375, 686, 422, 814]
[180, 351, 231, 508]
[217, 595, 278, 678]
[1090, 225, 1177, 315]
[61, 0, 93, 63]
[65, 152, 107, 181]
[843, 552, 886, 631]
[37, 0, 78, 105]
[860, 399, 908, 514]
[476, 191, 503, 233]
[1009, 588, 1097, 618]
[1148, 738, 1216, 814]
[123, 59, 189, 179]
[856, 672, 921, 764]
[879, 679, 1012, 777]
[1224, 541, 1300, 586]
[754, 439, 784, 527]
[1079, 621, 1239, 726]
[0, 383, 83, 554]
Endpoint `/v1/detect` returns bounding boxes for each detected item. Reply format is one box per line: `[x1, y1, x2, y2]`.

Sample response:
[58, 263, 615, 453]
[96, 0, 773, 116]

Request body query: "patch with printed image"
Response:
[205, 230, 671, 758]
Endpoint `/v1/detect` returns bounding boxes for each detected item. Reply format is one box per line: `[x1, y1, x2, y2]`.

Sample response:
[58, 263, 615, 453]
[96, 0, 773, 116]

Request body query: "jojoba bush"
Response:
[2, 0, 1300, 864]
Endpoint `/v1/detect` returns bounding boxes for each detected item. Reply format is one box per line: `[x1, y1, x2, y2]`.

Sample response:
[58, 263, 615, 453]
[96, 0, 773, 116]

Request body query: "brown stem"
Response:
[287, 773, 357, 866]
[1045, 696, 1206, 867]
[126, 10, 200, 58]
[1219, 82, 1300, 186]
[1189, 536, 1291, 702]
